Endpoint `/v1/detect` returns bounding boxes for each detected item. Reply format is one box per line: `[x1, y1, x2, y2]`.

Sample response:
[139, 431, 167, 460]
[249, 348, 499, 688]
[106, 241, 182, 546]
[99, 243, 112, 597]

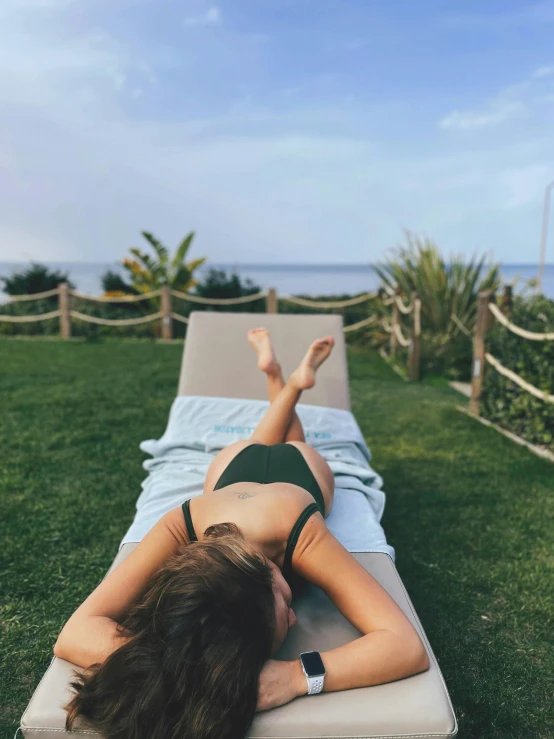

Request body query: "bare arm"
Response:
[289, 515, 429, 695]
[54, 507, 187, 668]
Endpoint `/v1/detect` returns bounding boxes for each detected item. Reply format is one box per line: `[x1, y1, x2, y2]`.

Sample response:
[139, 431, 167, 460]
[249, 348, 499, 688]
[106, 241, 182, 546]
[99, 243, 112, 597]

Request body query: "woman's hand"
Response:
[256, 659, 306, 712]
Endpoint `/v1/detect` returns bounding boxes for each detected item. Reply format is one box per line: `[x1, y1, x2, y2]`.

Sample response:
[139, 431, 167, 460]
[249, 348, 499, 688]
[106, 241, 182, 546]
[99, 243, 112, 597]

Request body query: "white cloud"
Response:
[439, 101, 525, 130]
[185, 6, 222, 26]
[0, 10, 154, 109]
[439, 67, 554, 132]
[0, 0, 552, 267]
[532, 64, 554, 78]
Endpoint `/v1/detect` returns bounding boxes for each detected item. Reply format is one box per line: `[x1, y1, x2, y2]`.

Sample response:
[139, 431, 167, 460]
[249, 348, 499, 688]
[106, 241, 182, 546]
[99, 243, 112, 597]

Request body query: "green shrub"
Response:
[481, 295, 554, 451]
[122, 230, 206, 294]
[0, 291, 157, 339]
[375, 232, 500, 377]
[100, 269, 136, 295]
[0, 299, 61, 337]
[191, 268, 265, 311]
[164, 269, 264, 338]
[0, 263, 74, 337]
[0, 264, 380, 346]
[69, 298, 156, 340]
[1, 262, 74, 298]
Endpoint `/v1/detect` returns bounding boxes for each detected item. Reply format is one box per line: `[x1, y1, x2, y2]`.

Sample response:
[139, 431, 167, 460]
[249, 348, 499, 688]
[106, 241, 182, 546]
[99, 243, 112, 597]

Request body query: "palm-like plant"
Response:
[376, 232, 500, 337]
[122, 231, 206, 294]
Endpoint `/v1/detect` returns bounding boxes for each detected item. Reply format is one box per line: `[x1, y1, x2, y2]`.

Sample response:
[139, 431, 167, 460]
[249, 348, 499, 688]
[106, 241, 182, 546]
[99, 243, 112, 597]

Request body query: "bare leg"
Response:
[247, 331, 335, 446]
[268, 370, 306, 442]
[247, 328, 305, 442]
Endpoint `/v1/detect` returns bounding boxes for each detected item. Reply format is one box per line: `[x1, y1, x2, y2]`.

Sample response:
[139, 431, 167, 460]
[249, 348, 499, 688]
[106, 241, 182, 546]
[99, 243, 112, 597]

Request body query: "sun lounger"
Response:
[20, 311, 457, 738]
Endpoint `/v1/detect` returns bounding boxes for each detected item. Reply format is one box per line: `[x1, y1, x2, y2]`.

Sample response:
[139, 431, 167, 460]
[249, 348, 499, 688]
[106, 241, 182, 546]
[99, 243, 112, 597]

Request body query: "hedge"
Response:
[481, 295, 554, 452]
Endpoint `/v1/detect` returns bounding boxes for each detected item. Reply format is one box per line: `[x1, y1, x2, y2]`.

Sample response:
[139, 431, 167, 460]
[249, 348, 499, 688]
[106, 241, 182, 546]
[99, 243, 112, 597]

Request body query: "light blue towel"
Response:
[121, 396, 394, 560]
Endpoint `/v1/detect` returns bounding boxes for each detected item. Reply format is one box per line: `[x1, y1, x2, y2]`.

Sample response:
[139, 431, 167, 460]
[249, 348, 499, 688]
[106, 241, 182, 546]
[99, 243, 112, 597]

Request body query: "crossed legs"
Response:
[202, 328, 336, 502]
[247, 328, 334, 445]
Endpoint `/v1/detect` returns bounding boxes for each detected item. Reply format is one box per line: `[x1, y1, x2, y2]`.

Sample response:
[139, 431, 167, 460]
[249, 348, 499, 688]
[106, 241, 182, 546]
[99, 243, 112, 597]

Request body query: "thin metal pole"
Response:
[538, 181, 554, 295]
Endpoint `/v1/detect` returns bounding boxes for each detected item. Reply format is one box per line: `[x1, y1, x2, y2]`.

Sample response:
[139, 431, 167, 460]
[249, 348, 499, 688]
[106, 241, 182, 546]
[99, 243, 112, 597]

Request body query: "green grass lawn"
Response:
[1, 339, 553, 738]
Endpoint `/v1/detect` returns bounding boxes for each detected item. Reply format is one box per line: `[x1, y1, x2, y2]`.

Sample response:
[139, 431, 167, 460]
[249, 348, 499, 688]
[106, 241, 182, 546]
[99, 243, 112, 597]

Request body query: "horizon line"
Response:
[0, 260, 552, 268]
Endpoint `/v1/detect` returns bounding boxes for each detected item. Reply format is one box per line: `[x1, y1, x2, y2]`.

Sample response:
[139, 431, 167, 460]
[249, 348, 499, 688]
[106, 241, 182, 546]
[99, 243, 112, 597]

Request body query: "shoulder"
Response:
[268, 486, 319, 537]
[159, 505, 189, 546]
[245, 486, 319, 563]
[289, 508, 329, 568]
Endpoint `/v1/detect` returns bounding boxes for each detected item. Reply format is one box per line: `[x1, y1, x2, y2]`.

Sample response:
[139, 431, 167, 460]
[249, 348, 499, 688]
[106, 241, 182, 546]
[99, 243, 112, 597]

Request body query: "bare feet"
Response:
[291, 336, 335, 390]
[247, 328, 280, 375]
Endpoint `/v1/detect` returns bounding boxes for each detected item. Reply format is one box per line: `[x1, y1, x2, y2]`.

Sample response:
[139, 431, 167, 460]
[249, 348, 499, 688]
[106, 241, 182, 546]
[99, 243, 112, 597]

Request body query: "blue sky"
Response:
[1, 0, 553, 264]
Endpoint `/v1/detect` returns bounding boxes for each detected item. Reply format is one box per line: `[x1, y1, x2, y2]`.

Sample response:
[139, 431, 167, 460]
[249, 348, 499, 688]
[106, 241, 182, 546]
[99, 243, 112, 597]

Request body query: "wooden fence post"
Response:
[266, 288, 277, 314]
[59, 282, 71, 339]
[390, 286, 400, 357]
[501, 285, 513, 316]
[161, 285, 172, 340]
[469, 290, 492, 415]
[408, 292, 421, 381]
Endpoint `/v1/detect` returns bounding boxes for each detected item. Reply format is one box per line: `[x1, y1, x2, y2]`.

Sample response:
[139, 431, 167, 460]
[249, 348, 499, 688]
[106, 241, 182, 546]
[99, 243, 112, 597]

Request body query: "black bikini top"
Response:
[182, 498, 320, 581]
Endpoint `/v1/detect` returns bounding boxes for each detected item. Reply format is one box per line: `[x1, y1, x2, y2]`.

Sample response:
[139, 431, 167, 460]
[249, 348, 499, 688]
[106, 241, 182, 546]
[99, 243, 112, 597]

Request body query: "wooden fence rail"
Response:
[380, 288, 422, 381]
[469, 285, 554, 415]
[1, 282, 423, 380]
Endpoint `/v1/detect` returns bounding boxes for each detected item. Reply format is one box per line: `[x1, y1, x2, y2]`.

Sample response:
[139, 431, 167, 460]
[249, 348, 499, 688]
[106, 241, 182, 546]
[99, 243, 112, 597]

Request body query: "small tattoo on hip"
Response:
[237, 492, 257, 499]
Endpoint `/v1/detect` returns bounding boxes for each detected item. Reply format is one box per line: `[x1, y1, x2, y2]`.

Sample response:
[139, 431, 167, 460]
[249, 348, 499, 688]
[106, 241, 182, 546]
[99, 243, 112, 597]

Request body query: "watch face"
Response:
[301, 651, 326, 677]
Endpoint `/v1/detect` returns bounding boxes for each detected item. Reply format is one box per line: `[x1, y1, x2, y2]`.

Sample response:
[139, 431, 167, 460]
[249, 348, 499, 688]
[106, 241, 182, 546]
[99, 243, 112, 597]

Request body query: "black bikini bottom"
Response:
[213, 442, 325, 515]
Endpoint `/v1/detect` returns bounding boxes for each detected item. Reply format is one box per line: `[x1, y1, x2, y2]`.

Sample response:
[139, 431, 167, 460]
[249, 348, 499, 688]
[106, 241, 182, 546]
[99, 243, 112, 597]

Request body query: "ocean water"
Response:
[1, 262, 553, 300]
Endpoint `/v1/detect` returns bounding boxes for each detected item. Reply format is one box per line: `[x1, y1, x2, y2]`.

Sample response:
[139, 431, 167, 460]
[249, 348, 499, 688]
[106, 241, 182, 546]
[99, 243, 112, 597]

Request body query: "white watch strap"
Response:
[305, 674, 325, 695]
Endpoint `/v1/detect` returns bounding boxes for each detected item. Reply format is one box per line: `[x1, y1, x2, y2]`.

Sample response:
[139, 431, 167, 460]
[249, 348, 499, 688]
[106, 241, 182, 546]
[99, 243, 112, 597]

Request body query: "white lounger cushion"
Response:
[21, 545, 457, 738]
[20, 311, 457, 738]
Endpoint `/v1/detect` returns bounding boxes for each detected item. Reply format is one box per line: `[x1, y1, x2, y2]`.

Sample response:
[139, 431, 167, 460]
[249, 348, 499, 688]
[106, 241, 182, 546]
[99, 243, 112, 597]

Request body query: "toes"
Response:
[247, 327, 269, 343]
[313, 337, 334, 351]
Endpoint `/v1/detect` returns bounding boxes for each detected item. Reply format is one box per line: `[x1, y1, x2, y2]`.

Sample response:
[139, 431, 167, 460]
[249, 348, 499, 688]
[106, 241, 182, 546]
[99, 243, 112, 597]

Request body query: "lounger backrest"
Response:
[178, 311, 350, 410]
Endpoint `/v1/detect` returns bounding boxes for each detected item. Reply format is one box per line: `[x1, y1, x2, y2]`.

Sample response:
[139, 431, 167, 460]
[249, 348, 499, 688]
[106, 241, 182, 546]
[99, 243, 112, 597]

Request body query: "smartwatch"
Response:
[299, 651, 326, 695]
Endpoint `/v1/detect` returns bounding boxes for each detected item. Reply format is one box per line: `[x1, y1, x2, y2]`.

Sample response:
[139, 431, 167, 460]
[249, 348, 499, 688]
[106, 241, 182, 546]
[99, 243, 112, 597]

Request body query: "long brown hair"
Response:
[65, 522, 276, 739]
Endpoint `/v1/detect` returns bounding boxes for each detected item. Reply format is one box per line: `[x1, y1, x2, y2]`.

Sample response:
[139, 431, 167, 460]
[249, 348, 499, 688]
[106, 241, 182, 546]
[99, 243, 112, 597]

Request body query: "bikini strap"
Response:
[282, 502, 320, 579]
[182, 499, 198, 542]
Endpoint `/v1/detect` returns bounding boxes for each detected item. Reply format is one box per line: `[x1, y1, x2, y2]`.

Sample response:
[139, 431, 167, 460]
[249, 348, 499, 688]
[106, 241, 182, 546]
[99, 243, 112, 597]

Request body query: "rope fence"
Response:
[470, 286, 553, 415]
[1, 283, 406, 351]
[0, 309, 61, 323]
[379, 287, 422, 380]
[280, 292, 377, 309]
[70, 288, 161, 302]
[170, 312, 190, 324]
[485, 352, 554, 404]
[3, 287, 60, 302]
[171, 288, 268, 305]
[342, 314, 378, 333]
[394, 294, 414, 315]
[487, 301, 554, 341]
[70, 310, 164, 327]
[393, 322, 412, 348]
[10, 280, 552, 421]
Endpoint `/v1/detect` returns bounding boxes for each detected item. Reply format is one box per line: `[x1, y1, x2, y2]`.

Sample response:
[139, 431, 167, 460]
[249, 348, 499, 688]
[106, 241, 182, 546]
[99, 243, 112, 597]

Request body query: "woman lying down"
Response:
[55, 327, 429, 739]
